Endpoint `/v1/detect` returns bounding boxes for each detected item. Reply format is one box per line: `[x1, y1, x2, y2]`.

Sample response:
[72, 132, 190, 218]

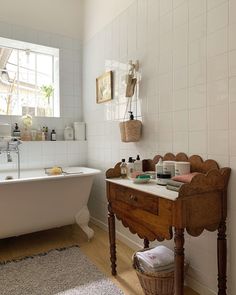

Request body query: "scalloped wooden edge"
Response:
[179, 166, 231, 197]
[143, 152, 220, 173]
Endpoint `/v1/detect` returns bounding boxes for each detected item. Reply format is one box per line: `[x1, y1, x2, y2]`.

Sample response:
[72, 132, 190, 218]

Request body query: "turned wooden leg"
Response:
[174, 228, 185, 295]
[108, 203, 117, 276]
[217, 221, 227, 295]
[144, 238, 149, 249]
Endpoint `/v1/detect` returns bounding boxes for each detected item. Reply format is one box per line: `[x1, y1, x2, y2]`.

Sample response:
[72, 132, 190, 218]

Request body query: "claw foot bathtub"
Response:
[0, 167, 100, 240]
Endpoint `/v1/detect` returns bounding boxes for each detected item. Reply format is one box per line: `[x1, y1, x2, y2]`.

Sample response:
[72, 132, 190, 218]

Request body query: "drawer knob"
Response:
[130, 195, 137, 201]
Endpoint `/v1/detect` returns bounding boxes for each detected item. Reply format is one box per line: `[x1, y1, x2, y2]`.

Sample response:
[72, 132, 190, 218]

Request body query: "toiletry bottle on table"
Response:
[155, 158, 163, 175]
[127, 157, 134, 178]
[120, 159, 127, 178]
[134, 155, 143, 173]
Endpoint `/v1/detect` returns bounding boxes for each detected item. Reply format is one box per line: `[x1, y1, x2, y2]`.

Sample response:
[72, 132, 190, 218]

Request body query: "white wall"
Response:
[83, 0, 236, 294]
[83, 0, 135, 41]
[0, 0, 83, 40]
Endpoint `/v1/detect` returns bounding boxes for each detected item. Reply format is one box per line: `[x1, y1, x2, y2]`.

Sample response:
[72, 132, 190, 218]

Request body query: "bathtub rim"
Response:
[0, 166, 101, 185]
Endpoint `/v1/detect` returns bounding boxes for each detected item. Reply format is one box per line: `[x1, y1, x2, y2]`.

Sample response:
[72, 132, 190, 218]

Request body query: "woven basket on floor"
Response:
[133, 249, 188, 295]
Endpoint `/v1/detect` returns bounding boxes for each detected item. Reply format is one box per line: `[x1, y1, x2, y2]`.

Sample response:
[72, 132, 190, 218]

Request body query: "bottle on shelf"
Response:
[120, 159, 127, 179]
[13, 123, 21, 138]
[45, 127, 49, 141]
[127, 157, 134, 178]
[51, 129, 56, 141]
[134, 155, 143, 173]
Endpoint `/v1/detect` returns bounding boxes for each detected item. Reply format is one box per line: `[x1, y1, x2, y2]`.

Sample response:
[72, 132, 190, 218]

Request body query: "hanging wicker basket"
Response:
[119, 120, 142, 142]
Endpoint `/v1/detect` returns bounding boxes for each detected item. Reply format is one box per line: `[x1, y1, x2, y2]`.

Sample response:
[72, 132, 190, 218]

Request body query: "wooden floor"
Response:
[0, 224, 199, 295]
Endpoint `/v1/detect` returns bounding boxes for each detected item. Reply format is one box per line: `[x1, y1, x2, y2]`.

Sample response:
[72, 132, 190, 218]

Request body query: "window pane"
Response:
[18, 68, 36, 85]
[0, 38, 60, 117]
[19, 50, 35, 71]
[37, 54, 52, 75]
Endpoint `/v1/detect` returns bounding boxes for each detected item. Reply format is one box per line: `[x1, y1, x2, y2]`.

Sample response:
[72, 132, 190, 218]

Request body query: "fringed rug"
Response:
[0, 246, 124, 295]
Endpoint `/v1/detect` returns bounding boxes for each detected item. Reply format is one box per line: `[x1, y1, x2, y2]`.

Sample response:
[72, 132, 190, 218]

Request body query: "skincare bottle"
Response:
[120, 159, 127, 178]
[13, 123, 21, 138]
[45, 127, 49, 141]
[127, 157, 134, 178]
[51, 129, 56, 141]
[155, 158, 163, 175]
[134, 155, 142, 173]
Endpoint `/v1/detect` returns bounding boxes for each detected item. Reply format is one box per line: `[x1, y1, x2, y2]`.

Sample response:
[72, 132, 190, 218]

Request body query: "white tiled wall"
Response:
[83, 0, 236, 293]
[0, 21, 83, 140]
[0, 141, 87, 172]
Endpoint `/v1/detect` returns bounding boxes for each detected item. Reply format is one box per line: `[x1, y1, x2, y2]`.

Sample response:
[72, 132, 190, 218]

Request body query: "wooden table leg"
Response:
[217, 221, 227, 295]
[144, 238, 149, 249]
[174, 228, 185, 295]
[108, 203, 117, 276]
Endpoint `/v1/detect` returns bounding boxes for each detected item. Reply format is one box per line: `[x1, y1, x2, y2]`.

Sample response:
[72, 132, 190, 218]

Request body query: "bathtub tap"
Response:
[0, 139, 21, 178]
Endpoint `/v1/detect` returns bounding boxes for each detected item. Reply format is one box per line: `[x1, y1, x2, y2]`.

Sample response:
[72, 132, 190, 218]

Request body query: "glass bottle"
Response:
[120, 159, 127, 178]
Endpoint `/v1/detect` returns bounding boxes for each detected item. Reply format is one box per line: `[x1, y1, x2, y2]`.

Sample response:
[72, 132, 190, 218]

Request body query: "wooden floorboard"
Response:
[0, 224, 199, 295]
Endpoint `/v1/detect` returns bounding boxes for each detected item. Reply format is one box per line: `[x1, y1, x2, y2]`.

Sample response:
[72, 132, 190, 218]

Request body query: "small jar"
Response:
[64, 126, 74, 141]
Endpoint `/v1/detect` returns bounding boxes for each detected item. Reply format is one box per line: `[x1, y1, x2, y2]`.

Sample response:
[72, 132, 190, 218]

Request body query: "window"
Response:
[0, 37, 59, 117]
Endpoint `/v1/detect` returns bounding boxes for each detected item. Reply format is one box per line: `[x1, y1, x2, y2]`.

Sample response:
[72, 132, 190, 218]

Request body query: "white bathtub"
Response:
[0, 167, 100, 240]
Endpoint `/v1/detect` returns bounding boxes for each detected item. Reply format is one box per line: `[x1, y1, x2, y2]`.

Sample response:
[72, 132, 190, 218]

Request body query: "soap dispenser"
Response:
[128, 111, 134, 120]
[134, 155, 143, 172]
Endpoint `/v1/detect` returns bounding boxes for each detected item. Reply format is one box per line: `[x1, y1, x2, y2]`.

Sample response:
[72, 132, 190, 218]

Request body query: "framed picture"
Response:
[96, 71, 113, 103]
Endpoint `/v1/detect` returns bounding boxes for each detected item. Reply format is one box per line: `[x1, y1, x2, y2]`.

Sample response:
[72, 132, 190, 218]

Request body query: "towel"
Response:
[172, 172, 199, 183]
[136, 246, 174, 269]
[166, 185, 181, 192]
[166, 179, 184, 187]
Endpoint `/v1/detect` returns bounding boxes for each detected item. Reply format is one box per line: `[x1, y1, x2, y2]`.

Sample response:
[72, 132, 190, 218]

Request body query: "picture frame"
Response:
[96, 71, 113, 103]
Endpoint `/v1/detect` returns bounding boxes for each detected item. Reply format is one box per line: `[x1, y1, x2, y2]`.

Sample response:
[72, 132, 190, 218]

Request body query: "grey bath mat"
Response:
[0, 246, 124, 295]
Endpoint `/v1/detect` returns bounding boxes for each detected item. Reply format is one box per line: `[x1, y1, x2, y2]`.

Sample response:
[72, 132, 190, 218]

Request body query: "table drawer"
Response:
[110, 183, 159, 215]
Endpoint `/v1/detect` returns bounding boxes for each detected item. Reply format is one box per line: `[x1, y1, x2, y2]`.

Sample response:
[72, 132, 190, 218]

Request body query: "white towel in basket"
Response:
[136, 246, 174, 269]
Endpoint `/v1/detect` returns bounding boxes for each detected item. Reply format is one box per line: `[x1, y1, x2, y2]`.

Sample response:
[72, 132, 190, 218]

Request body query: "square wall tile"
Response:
[189, 0, 206, 19]
[189, 38, 206, 65]
[173, 131, 188, 152]
[229, 0, 236, 25]
[189, 131, 207, 154]
[173, 88, 188, 111]
[229, 24, 236, 51]
[207, 0, 228, 10]
[207, 79, 228, 106]
[207, 28, 228, 58]
[208, 104, 229, 130]
[207, 2, 228, 34]
[174, 67, 188, 90]
[173, 110, 189, 131]
[189, 61, 206, 87]
[189, 14, 207, 42]
[189, 84, 207, 109]
[229, 102, 236, 130]
[229, 77, 236, 102]
[160, 0, 173, 16]
[207, 53, 228, 82]
[173, 1, 188, 27]
[208, 130, 229, 155]
[230, 50, 236, 77]
[189, 108, 207, 131]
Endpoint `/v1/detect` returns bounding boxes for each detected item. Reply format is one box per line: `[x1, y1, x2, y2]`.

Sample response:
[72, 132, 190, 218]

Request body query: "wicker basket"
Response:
[133, 249, 188, 295]
[119, 120, 142, 142]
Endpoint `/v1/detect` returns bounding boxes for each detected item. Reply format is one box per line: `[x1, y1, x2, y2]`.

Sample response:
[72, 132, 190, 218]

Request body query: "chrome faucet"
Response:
[7, 150, 12, 162]
[0, 139, 21, 178]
